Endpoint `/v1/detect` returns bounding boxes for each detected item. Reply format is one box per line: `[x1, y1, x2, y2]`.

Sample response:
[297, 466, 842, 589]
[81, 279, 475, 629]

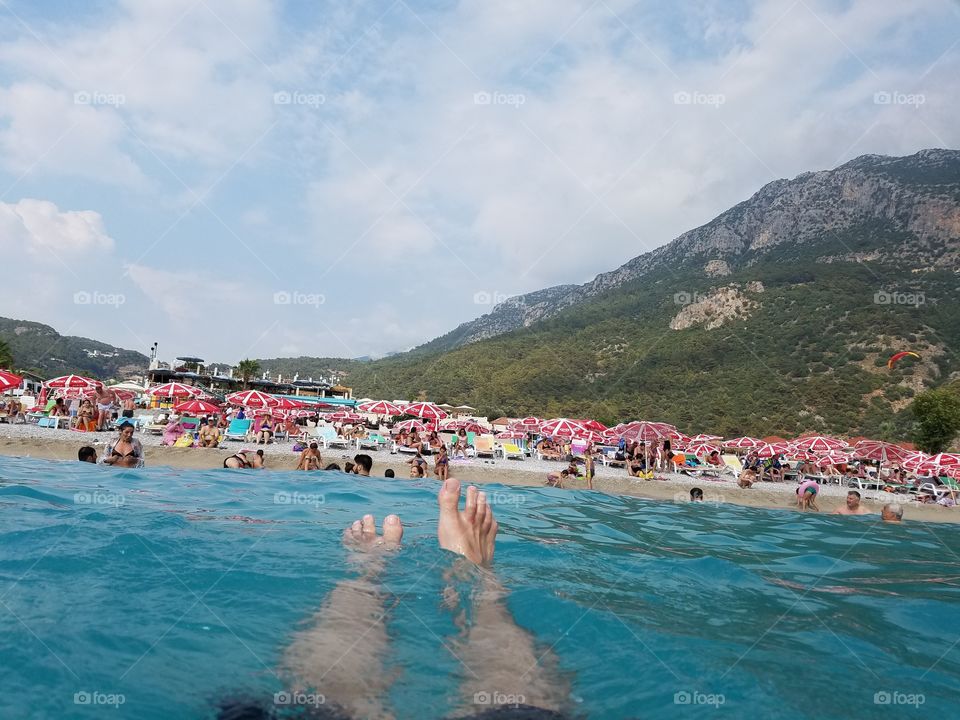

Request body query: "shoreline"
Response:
[1, 433, 956, 524]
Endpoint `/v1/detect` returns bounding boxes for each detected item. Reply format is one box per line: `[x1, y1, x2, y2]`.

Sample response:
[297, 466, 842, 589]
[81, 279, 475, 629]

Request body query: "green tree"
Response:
[236, 359, 261, 389]
[0, 339, 14, 369]
[911, 388, 960, 454]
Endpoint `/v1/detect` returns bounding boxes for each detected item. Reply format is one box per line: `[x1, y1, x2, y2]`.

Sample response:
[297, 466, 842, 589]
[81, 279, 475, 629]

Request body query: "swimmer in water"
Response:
[831, 490, 872, 516]
[218, 478, 571, 719]
[881, 503, 904, 523]
[102, 422, 144, 468]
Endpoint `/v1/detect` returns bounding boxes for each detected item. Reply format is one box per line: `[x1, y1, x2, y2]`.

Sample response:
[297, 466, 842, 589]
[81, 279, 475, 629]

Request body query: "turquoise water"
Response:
[1, 456, 958, 719]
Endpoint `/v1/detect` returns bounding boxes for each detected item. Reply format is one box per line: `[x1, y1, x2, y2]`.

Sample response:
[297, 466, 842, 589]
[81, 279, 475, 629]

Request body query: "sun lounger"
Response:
[601, 450, 626, 468]
[721, 454, 742, 478]
[356, 433, 388, 451]
[474, 435, 496, 459]
[224, 419, 252, 442]
[500, 442, 525, 460]
[37, 416, 69, 429]
[318, 426, 351, 450]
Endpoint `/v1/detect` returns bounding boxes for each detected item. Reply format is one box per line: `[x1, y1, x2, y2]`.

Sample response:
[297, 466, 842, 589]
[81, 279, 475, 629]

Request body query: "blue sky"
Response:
[0, 0, 958, 364]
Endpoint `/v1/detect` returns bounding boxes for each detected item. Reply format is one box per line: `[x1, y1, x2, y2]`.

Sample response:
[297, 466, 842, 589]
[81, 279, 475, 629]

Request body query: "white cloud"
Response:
[0, 199, 115, 256]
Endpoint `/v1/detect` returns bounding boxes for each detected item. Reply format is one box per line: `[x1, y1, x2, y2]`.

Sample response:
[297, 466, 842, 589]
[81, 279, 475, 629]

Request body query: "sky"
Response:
[0, 0, 958, 365]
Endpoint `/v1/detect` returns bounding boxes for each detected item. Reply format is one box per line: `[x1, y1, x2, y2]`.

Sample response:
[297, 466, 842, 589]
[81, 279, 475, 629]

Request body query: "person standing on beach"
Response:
[121, 396, 135, 419]
[796, 479, 820, 511]
[584, 445, 596, 490]
[94, 386, 115, 431]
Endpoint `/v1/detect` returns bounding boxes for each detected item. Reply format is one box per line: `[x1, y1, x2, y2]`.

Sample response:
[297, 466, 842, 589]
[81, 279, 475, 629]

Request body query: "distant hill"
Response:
[0, 318, 148, 380]
[325, 149, 960, 438]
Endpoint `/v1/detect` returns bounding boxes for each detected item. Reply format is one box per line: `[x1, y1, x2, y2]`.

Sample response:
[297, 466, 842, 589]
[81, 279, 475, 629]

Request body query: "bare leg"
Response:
[282, 514, 403, 720]
[437, 478, 569, 716]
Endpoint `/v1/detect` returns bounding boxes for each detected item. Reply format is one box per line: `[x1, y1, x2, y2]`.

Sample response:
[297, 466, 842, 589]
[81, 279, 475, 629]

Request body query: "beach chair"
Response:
[570, 440, 588, 458]
[319, 426, 351, 450]
[601, 449, 625, 468]
[224, 419, 252, 442]
[721, 454, 742, 479]
[356, 433, 388, 451]
[179, 416, 200, 433]
[500, 442, 525, 460]
[474, 435, 496, 459]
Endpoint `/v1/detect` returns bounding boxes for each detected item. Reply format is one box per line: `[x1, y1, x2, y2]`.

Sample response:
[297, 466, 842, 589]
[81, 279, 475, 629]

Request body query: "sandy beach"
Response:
[1, 426, 956, 524]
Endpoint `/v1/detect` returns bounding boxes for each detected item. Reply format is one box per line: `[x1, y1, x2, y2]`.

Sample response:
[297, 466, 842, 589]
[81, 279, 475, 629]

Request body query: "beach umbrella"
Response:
[328, 410, 364, 423]
[792, 435, 847, 453]
[917, 453, 960, 476]
[395, 419, 426, 432]
[816, 451, 852, 467]
[495, 430, 527, 440]
[689, 443, 722, 458]
[754, 443, 782, 459]
[724, 436, 763, 450]
[271, 396, 307, 411]
[691, 433, 723, 443]
[901, 452, 930, 472]
[358, 400, 404, 416]
[174, 398, 220, 415]
[509, 417, 543, 431]
[573, 429, 605, 444]
[57, 387, 98, 400]
[578, 419, 608, 433]
[151, 382, 203, 399]
[441, 419, 485, 433]
[617, 420, 679, 442]
[853, 440, 912, 465]
[540, 418, 588, 438]
[45, 374, 102, 390]
[226, 390, 280, 409]
[671, 432, 693, 450]
[403, 402, 448, 421]
[0, 369, 22, 390]
[110, 389, 136, 402]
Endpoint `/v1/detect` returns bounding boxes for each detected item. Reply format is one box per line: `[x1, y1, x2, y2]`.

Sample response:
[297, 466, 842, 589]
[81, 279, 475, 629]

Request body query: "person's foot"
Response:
[437, 478, 498, 566]
[343, 513, 403, 551]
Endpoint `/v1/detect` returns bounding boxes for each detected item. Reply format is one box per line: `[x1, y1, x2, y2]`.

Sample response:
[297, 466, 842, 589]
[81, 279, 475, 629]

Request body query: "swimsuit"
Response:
[224, 453, 252, 469]
[797, 479, 819, 496]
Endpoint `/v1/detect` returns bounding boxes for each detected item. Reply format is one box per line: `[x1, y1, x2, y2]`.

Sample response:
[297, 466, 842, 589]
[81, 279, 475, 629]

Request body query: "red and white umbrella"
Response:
[689, 443, 722, 458]
[110, 389, 136, 402]
[403, 402, 448, 421]
[792, 435, 847, 453]
[901, 452, 930, 472]
[616, 420, 679, 442]
[508, 417, 543, 431]
[57, 387, 99, 400]
[45, 374, 102, 390]
[358, 400, 404, 416]
[852, 440, 913, 465]
[754, 443, 785, 459]
[495, 430, 527, 440]
[395, 419, 426, 432]
[225, 390, 280, 409]
[174, 398, 221, 415]
[540, 418, 588, 438]
[0, 369, 23, 390]
[817, 451, 852, 467]
[150, 382, 203, 399]
[441, 419, 485, 433]
[328, 410, 364, 423]
[578, 419, 608, 433]
[917, 453, 960, 476]
[573, 429, 605, 444]
[691, 433, 723, 442]
[271, 396, 307, 411]
[725, 436, 763, 450]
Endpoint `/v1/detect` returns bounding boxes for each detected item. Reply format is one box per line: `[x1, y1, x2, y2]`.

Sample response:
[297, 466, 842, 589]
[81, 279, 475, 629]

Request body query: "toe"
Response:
[382, 514, 403, 545]
[361, 513, 377, 538]
[438, 477, 462, 515]
[464, 485, 479, 523]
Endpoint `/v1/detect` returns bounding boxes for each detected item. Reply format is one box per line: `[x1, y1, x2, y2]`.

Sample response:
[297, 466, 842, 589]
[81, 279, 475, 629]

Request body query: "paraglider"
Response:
[887, 351, 920, 369]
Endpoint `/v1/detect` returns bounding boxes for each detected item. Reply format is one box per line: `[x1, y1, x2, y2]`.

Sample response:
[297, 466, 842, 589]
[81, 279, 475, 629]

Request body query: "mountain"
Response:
[418, 148, 960, 353]
[329, 149, 960, 438]
[0, 317, 149, 379]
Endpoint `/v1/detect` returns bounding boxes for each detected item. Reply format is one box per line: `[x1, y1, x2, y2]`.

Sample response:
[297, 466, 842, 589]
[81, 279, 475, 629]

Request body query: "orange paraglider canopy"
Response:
[887, 351, 920, 369]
